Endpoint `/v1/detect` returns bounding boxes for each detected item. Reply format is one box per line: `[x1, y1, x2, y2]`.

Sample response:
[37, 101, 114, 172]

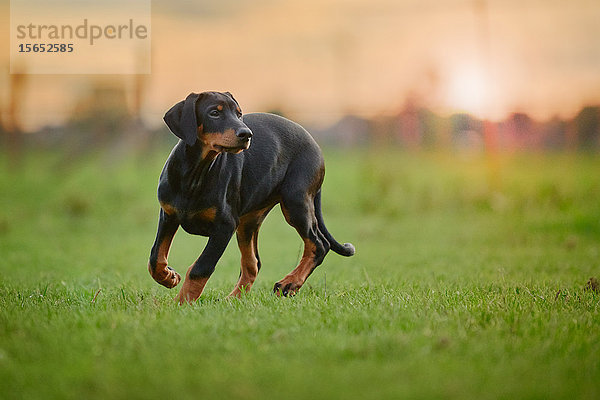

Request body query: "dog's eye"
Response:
[209, 110, 220, 118]
[237, 112, 243, 119]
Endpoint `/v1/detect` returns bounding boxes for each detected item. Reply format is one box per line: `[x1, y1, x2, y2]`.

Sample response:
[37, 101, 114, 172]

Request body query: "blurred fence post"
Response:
[5, 69, 27, 168]
[474, 0, 502, 191]
[130, 71, 150, 152]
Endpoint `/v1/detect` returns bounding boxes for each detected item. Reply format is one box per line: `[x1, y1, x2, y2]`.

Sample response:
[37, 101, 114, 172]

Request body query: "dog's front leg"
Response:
[148, 209, 181, 288]
[176, 228, 235, 304]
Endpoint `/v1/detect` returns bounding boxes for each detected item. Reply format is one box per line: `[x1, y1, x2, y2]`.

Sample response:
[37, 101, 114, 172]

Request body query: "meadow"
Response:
[0, 147, 599, 399]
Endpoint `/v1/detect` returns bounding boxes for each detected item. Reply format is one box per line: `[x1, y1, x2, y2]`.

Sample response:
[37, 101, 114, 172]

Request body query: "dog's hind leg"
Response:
[274, 193, 330, 297]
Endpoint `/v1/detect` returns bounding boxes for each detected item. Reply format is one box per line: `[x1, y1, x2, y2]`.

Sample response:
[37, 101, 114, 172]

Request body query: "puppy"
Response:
[147, 91, 355, 303]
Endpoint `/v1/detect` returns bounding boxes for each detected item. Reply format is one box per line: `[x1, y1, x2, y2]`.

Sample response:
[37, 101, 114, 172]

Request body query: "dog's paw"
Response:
[153, 266, 181, 289]
[273, 279, 302, 297]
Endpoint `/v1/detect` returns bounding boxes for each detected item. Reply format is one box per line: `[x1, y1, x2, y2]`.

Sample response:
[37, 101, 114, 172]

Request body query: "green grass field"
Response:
[1, 148, 599, 399]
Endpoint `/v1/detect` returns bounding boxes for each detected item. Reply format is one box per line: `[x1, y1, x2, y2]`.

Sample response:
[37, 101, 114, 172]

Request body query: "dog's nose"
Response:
[236, 127, 253, 140]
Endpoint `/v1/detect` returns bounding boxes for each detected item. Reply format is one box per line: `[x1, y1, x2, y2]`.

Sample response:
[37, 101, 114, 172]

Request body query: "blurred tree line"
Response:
[313, 101, 600, 154]
[1, 74, 599, 166]
[0, 73, 177, 167]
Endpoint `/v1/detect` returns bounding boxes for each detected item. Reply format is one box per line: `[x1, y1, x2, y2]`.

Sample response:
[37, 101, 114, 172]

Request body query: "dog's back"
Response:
[237, 112, 324, 214]
[242, 112, 322, 165]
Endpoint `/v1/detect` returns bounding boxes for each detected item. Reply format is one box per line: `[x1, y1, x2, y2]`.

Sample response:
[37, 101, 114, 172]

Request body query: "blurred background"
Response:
[2, 3, 600, 398]
[1, 0, 599, 157]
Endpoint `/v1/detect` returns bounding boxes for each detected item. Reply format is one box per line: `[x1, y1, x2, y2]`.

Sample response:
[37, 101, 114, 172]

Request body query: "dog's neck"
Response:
[183, 142, 219, 193]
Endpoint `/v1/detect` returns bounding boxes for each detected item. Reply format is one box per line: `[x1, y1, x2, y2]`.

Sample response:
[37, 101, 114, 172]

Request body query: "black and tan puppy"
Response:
[148, 91, 355, 304]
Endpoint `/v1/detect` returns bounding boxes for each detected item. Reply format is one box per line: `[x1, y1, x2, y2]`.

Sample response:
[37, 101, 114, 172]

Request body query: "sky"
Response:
[1, 0, 599, 131]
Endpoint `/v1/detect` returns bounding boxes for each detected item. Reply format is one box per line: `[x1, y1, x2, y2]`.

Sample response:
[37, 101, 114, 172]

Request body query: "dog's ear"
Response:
[224, 91, 240, 108]
[163, 92, 202, 146]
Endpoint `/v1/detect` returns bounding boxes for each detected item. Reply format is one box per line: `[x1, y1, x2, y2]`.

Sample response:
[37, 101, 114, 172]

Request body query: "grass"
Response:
[0, 147, 599, 399]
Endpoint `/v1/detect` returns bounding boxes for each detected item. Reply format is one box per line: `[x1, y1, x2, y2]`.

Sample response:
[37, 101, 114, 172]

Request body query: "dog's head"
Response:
[163, 91, 252, 153]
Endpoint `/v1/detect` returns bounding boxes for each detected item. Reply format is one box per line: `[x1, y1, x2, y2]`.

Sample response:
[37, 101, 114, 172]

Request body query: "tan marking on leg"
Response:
[227, 206, 273, 298]
[309, 164, 325, 194]
[148, 235, 181, 288]
[159, 202, 178, 216]
[189, 206, 217, 222]
[228, 235, 259, 298]
[274, 238, 317, 296]
[175, 266, 209, 305]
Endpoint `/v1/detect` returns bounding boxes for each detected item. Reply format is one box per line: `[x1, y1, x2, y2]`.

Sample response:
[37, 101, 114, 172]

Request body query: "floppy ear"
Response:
[163, 92, 202, 146]
[224, 91, 240, 109]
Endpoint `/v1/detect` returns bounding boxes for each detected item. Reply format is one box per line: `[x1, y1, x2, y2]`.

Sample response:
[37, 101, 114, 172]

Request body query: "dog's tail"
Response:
[314, 190, 355, 257]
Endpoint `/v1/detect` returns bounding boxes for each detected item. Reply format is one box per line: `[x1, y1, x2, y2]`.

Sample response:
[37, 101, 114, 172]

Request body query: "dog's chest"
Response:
[160, 200, 218, 236]
[179, 206, 218, 236]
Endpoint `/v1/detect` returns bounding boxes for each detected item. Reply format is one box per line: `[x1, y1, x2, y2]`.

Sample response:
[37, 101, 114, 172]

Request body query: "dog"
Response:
[147, 91, 355, 304]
